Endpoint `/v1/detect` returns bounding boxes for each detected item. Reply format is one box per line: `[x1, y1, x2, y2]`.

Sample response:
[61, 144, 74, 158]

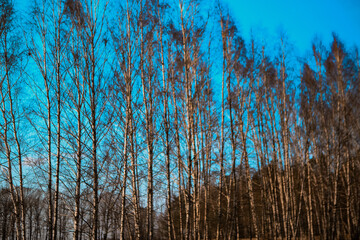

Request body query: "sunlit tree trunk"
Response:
[66, 31, 85, 240]
[140, 10, 156, 240]
[179, 1, 194, 239]
[171, 69, 184, 240]
[0, 36, 22, 240]
[0, 3, 26, 238]
[6, 49, 26, 240]
[156, 3, 174, 237]
[202, 37, 213, 240]
[78, 1, 109, 238]
[216, 13, 226, 240]
[51, 1, 67, 238]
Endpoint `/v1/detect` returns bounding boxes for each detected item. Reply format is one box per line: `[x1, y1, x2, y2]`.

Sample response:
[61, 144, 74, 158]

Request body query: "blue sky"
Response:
[14, 0, 360, 55]
[224, 0, 360, 55]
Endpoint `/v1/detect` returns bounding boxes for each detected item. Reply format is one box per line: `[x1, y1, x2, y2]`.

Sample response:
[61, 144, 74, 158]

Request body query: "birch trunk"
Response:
[0, 49, 22, 240]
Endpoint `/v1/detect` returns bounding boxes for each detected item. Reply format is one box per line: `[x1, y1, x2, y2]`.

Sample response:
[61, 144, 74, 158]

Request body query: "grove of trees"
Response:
[0, 0, 359, 239]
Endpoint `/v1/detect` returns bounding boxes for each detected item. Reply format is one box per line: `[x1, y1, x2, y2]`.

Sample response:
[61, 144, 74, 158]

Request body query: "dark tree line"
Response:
[0, 0, 359, 239]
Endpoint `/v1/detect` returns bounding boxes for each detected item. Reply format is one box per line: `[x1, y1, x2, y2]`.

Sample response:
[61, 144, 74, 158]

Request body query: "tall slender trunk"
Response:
[305, 141, 314, 240]
[91, 84, 98, 240]
[73, 104, 82, 240]
[52, 3, 65, 237]
[8, 67, 26, 240]
[179, 2, 193, 239]
[90, 40, 99, 240]
[119, 110, 129, 240]
[139, 7, 155, 237]
[120, 1, 133, 238]
[219, 14, 234, 239]
[130, 112, 141, 240]
[2, 30, 26, 240]
[158, 13, 173, 238]
[216, 16, 226, 239]
[241, 116, 259, 239]
[203, 37, 212, 240]
[72, 51, 84, 239]
[172, 74, 184, 240]
[1, 57, 22, 240]
[227, 96, 237, 240]
[192, 113, 200, 240]
[279, 42, 296, 238]
[46, 59, 53, 240]
[165, 91, 173, 240]
[41, 18, 53, 240]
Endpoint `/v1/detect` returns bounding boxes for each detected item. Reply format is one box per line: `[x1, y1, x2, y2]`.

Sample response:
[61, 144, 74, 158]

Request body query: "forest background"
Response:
[0, 0, 360, 239]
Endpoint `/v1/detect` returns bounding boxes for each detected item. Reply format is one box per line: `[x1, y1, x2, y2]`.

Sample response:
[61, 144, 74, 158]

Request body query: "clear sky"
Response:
[14, 0, 360, 55]
[223, 0, 360, 55]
